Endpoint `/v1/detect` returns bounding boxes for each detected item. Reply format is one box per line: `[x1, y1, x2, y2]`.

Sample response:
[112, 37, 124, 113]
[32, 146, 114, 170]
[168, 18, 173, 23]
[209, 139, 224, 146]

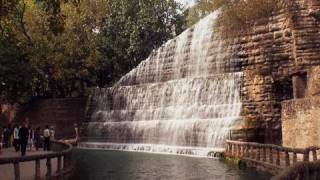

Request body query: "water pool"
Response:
[71, 149, 271, 180]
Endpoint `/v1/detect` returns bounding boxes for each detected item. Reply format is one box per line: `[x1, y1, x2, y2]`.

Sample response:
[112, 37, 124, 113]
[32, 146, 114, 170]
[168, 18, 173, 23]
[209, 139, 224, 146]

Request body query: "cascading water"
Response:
[80, 12, 243, 157]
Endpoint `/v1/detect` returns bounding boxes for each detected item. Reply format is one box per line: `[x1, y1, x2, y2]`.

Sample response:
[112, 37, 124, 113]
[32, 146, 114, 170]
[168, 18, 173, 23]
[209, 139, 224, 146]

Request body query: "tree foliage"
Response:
[186, 0, 279, 37]
[96, 0, 185, 86]
[0, 0, 186, 103]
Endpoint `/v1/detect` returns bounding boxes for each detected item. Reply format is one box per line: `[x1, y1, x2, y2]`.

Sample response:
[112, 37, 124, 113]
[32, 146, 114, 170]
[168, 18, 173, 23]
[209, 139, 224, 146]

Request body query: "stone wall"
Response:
[17, 98, 87, 139]
[0, 104, 18, 127]
[307, 66, 320, 96]
[234, 0, 320, 144]
[282, 66, 320, 148]
[282, 97, 320, 148]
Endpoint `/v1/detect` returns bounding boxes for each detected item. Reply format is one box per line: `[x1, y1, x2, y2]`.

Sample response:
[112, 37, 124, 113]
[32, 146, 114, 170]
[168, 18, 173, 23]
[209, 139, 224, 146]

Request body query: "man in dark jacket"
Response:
[34, 127, 42, 150]
[19, 122, 29, 156]
[2, 126, 9, 148]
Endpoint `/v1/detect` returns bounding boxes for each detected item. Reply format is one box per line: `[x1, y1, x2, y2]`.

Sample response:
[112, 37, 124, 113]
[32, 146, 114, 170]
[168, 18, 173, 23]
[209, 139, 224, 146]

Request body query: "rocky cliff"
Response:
[234, 0, 320, 144]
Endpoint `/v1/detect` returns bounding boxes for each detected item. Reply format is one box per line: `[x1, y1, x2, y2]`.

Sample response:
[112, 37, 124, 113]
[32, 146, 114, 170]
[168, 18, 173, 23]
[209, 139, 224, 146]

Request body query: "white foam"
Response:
[78, 142, 224, 158]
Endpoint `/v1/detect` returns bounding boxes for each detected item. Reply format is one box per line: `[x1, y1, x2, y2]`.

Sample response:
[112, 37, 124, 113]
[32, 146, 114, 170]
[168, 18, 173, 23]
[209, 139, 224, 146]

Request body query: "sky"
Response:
[176, 0, 195, 7]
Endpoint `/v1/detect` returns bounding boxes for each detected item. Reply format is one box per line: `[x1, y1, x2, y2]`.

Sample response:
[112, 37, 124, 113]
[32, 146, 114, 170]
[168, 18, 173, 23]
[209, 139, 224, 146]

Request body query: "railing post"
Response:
[312, 149, 317, 161]
[245, 145, 248, 157]
[263, 147, 267, 162]
[250, 145, 255, 159]
[269, 147, 273, 164]
[64, 154, 69, 170]
[235, 144, 238, 156]
[293, 152, 297, 164]
[246, 144, 250, 157]
[276, 149, 280, 166]
[14, 162, 20, 180]
[256, 146, 261, 161]
[35, 159, 40, 180]
[57, 156, 62, 175]
[241, 144, 244, 157]
[285, 151, 290, 166]
[226, 143, 230, 154]
[237, 144, 241, 157]
[245, 145, 249, 158]
[303, 150, 310, 162]
[46, 158, 52, 178]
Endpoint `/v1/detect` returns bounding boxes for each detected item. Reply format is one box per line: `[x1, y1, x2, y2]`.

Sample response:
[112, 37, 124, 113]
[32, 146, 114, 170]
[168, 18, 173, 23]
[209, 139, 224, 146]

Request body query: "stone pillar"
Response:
[292, 73, 308, 99]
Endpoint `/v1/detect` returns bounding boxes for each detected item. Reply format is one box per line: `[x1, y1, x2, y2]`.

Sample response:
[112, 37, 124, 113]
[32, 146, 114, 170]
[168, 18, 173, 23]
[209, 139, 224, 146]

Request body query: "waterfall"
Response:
[81, 12, 242, 157]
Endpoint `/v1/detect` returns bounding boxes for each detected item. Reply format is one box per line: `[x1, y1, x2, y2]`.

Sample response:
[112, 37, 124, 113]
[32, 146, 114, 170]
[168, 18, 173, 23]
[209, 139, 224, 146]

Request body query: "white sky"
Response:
[176, 0, 195, 7]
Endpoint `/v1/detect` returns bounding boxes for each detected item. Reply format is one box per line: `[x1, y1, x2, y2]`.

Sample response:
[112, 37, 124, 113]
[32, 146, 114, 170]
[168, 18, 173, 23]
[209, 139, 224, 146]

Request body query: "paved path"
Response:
[0, 148, 57, 180]
[0, 147, 53, 158]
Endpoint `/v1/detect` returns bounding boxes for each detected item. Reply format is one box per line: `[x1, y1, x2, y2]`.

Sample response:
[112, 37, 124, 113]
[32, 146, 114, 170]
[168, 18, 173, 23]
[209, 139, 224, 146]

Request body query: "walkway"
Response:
[0, 148, 57, 180]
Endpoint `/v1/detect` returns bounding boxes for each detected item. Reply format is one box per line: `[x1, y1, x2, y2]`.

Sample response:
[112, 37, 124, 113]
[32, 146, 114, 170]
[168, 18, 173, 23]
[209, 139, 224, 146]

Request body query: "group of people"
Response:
[1, 121, 55, 156]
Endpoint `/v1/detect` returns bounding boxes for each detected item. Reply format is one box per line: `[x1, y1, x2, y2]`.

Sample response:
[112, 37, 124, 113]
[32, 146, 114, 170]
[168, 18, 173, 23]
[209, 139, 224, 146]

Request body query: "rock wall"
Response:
[234, 0, 320, 144]
[0, 104, 18, 127]
[282, 97, 320, 148]
[282, 66, 320, 148]
[17, 98, 87, 139]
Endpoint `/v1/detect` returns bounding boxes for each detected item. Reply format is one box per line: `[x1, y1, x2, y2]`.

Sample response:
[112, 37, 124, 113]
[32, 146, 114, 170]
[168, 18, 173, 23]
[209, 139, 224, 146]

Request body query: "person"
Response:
[8, 123, 13, 148]
[43, 125, 50, 151]
[19, 122, 29, 156]
[28, 126, 34, 151]
[13, 125, 20, 152]
[34, 127, 41, 151]
[74, 123, 79, 141]
[2, 126, 9, 148]
[50, 126, 55, 141]
[0, 127, 3, 153]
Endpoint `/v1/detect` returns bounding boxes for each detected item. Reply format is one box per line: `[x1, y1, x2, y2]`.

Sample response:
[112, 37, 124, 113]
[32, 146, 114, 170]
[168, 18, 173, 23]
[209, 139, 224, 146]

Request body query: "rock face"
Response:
[236, 0, 320, 144]
[84, 0, 320, 148]
[0, 104, 18, 126]
[282, 66, 320, 148]
[282, 97, 320, 148]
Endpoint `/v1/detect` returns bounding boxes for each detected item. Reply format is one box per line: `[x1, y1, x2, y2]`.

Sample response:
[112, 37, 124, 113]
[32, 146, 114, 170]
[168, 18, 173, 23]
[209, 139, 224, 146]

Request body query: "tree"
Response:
[96, 0, 186, 86]
[26, 0, 100, 98]
[0, 36, 34, 103]
[0, 0, 35, 103]
[0, 0, 187, 102]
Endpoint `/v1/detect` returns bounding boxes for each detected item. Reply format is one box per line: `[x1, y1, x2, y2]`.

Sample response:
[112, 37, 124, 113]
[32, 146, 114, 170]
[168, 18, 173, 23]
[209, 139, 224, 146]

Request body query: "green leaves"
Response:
[0, 38, 34, 103]
[97, 0, 186, 86]
[0, 0, 186, 103]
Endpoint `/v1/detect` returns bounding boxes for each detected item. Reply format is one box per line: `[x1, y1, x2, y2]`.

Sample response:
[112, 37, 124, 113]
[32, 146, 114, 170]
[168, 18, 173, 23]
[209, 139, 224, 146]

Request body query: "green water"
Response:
[72, 149, 271, 180]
